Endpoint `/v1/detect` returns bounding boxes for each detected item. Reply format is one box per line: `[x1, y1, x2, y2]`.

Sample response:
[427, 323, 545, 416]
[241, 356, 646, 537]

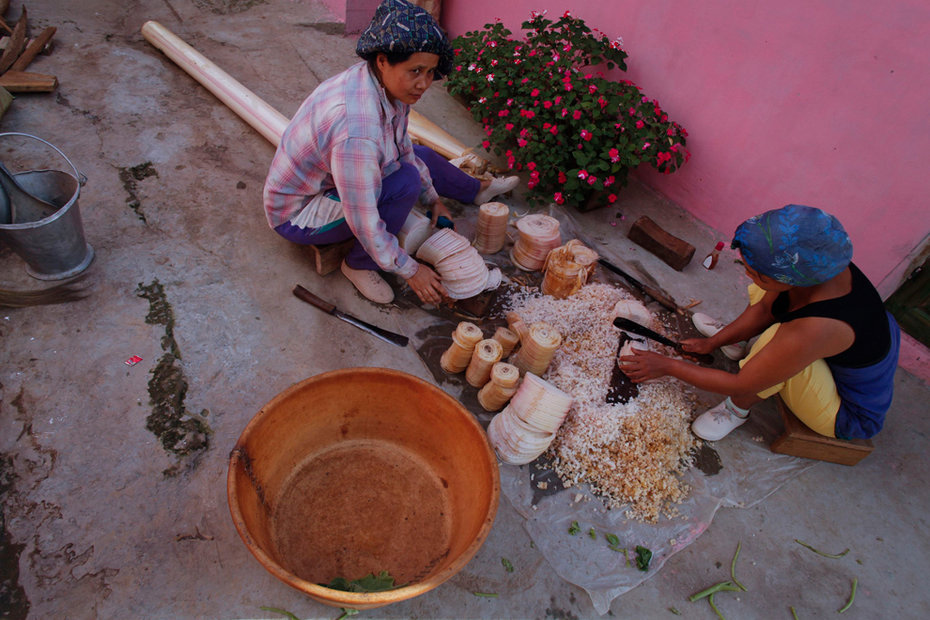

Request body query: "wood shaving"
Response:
[505, 283, 698, 522]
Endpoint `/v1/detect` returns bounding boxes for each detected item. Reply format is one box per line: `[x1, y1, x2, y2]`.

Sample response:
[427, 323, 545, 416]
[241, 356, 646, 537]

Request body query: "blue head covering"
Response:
[356, 0, 454, 79]
[731, 204, 853, 286]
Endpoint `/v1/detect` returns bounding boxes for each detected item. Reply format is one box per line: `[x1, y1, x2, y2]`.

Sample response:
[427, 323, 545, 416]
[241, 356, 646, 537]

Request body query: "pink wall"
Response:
[441, 0, 930, 295]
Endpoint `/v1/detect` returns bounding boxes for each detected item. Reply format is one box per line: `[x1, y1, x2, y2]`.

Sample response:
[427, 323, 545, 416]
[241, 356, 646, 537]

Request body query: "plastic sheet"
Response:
[397, 204, 817, 615]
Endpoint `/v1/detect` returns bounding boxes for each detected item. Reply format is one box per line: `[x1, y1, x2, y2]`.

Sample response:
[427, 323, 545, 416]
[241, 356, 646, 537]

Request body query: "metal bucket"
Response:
[0, 133, 94, 280]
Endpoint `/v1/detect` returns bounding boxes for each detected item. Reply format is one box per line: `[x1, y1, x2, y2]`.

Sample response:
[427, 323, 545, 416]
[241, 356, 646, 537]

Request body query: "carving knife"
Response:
[613, 316, 715, 365]
[293, 285, 409, 347]
[597, 257, 679, 313]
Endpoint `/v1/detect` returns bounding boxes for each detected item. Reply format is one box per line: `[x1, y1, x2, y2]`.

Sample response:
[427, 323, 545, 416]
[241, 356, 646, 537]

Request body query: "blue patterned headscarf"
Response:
[732, 204, 853, 286]
[356, 0, 454, 79]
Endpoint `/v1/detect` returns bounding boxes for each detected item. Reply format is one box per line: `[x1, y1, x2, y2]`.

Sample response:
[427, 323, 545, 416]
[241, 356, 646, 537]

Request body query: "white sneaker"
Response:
[474, 175, 520, 205]
[340, 260, 394, 304]
[691, 399, 749, 441]
[692, 312, 747, 361]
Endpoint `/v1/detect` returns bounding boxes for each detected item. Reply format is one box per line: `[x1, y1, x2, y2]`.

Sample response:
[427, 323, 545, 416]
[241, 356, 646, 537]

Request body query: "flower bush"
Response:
[446, 10, 690, 208]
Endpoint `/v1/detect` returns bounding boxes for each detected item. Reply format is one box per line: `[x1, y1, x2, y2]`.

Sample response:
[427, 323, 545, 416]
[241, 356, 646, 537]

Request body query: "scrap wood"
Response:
[0, 69, 56, 92]
[0, 4, 25, 73]
[10, 26, 54, 71]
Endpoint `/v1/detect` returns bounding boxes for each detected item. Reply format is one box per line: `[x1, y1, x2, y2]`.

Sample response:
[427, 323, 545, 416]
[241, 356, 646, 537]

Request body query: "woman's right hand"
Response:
[406, 263, 447, 305]
[680, 337, 716, 355]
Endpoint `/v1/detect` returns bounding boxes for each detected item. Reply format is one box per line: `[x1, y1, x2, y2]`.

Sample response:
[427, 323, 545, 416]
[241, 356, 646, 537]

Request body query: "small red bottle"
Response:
[702, 241, 725, 270]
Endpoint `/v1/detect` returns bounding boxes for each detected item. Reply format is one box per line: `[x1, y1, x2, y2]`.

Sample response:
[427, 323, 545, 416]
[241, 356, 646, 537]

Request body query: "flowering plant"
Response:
[446, 11, 690, 208]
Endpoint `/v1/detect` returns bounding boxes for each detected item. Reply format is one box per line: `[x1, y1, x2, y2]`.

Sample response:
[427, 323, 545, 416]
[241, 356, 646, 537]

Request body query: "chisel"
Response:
[293, 285, 409, 347]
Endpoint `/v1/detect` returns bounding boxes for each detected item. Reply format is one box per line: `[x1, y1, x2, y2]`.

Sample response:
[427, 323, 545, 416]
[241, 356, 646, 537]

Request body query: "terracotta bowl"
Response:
[227, 368, 500, 609]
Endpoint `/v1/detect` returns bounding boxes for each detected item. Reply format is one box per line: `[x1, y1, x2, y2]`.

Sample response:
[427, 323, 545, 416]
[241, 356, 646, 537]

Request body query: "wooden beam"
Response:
[0, 70, 57, 92]
[11, 26, 56, 72]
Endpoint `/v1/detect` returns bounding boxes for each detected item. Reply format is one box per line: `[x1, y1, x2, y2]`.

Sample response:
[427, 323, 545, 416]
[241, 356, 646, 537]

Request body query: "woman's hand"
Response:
[619, 348, 674, 383]
[428, 199, 454, 229]
[406, 263, 447, 305]
[680, 337, 716, 355]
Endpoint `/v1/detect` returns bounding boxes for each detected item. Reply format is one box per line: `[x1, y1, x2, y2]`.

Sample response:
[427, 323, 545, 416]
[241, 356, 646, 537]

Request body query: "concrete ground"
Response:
[2, 1, 929, 618]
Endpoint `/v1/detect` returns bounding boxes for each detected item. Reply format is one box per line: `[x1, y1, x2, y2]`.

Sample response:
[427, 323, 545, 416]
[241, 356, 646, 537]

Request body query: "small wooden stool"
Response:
[770, 397, 874, 466]
[303, 238, 354, 275]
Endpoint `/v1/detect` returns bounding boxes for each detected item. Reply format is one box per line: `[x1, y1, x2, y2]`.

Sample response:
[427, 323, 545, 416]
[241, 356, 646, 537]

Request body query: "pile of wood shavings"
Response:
[506, 283, 699, 522]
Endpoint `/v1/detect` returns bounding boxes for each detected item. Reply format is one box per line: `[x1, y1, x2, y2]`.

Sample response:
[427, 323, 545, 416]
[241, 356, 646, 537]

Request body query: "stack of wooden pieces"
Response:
[0, 4, 58, 95]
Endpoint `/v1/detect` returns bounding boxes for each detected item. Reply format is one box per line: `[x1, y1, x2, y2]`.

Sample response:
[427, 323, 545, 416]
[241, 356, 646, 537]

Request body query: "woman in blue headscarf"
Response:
[264, 0, 517, 305]
[622, 204, 900, 442]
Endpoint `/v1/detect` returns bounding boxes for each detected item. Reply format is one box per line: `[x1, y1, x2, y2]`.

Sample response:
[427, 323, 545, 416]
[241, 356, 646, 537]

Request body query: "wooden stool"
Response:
[303, 238, 354, 275]
[770, 397, 874, 466]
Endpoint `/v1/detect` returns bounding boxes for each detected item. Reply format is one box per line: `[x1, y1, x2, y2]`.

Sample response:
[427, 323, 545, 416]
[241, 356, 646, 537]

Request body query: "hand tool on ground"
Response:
[293, 285, 409, 347]
[597, 257, 679, 313]
[613, 316, 715, 365]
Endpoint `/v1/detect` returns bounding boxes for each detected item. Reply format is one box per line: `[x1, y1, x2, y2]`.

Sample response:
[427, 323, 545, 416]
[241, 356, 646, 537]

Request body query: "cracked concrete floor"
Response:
[2, 0, 930, 618]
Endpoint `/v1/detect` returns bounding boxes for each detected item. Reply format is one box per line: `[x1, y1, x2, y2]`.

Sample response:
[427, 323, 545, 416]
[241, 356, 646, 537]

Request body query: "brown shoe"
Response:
[340, 260, 394, 304]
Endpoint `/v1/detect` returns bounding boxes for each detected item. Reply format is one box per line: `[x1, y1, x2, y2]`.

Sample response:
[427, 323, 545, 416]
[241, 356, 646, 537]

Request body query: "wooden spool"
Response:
[492, 326, 520, 358]
[466, 339, 504, 388]
[440, 322, 484, 373]
[541, 239, 599, 299]
[472, 201, 510, 255]
[510, 321, 562, 377]
[511, 214, 561, 271]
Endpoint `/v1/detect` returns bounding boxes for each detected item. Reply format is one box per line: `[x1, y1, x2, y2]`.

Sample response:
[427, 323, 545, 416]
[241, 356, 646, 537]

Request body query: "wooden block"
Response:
[627, 216, 695, 271]
[0, 70, 57, 92]
[304, 238, 354, 275]
[770, 397, 873, 466]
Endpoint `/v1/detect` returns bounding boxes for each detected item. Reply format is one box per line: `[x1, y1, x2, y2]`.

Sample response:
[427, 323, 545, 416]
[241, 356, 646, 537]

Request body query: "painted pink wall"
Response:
[441, 0, 930, 295]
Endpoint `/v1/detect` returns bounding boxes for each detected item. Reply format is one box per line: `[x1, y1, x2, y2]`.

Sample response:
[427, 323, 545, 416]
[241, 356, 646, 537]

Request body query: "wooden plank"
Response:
[303, 238, 355, 275]
[10, 26, 55, 72]
[0, 70, 57, 92]
[0, 5, 25, 73]
[627, 215, 695, 271]
[770, 397, 873, 466]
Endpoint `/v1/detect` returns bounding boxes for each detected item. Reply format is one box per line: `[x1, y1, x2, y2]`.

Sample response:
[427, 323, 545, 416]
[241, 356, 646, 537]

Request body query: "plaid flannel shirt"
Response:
[263, 61, 438, 278]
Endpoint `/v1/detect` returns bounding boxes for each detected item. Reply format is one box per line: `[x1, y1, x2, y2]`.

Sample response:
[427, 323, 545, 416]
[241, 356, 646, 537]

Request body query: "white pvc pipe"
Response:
[141, 20, 289, 146]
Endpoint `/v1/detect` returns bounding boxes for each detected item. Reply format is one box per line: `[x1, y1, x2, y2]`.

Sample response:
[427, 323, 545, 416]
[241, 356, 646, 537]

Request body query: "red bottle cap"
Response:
[715, 241, 725, 251]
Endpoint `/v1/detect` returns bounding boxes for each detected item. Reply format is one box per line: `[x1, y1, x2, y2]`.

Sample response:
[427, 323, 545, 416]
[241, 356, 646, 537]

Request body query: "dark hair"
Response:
[361, 49, 414, 75]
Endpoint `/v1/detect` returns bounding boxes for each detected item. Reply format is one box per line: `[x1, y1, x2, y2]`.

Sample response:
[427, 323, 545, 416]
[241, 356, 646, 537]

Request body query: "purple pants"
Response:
[273, 145, 479, 271]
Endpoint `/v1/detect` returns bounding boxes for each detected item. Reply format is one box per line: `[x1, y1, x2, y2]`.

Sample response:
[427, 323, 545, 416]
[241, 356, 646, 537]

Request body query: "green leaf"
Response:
[568, 520, 581, 535]
[501, 557, 515, 573]
[259, 607, 300, 620]
[605, 533, 620, 546]
[635, 545, 652, 571]
[324, 570, 398, 593]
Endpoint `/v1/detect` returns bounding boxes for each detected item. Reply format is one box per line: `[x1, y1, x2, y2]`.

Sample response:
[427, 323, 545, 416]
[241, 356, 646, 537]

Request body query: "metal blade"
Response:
[333, 309, 409, 347]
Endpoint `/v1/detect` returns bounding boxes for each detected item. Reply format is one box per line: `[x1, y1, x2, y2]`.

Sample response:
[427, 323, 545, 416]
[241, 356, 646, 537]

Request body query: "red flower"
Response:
[505, 123, 514, 131]
[554, 192, 565, 204]
[573, 109, 582, 120]
[481, 140, 491, 149]
[550, 126, 558, 135]
[636, 120, 645, 129]
[531, 88, 540, 97]
[543, 100, 553, 109]
[517, 138, 528, 147]
[527, 161, 537, 170]
[558, 171, 567, 183]
[580, 129, 593, 141]
[608, 194, 617, 203]
[609, 148, 620, 163]
[578, 169, 588, 179]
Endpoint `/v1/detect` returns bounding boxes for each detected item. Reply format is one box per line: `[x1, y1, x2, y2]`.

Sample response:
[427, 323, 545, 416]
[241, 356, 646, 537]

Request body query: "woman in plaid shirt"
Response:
[263, 0, 517, 304]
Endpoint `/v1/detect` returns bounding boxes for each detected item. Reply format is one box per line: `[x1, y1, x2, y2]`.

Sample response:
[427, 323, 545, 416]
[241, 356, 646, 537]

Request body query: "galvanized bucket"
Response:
[0, 132, 94, 280]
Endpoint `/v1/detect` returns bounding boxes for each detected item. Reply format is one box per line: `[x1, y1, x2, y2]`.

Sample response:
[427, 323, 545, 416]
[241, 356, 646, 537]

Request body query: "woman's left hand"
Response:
[428, 199, 453, 228]
[619, 348, 673, 383]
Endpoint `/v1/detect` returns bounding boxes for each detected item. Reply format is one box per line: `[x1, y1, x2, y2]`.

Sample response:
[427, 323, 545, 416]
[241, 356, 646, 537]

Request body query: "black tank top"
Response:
[771, 263, 890, 368]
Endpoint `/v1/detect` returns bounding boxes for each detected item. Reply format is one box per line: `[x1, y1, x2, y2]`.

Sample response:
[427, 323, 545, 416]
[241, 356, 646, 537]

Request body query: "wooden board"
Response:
[304, 238, 354, 275]
[627, 215, 695, 271]
[770, 397, 873, 466]
[0, 70, 57, 92]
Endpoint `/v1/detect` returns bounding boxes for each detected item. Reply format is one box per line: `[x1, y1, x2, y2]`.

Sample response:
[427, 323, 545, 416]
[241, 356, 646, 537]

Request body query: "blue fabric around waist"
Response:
[832, 311, 901, 439]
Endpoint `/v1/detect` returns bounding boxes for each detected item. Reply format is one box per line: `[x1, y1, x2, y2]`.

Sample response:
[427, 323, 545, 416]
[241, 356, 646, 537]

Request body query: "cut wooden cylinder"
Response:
[511, 214, 562, 271]
[541, 239, 599, 299]
[465, 339, 504, 388]
[477, 362, 521, 412]
[492, 326, 520, 358]
[397, 209, 432, 255]
[417, 229, 501, 300]
[440, 322, 484, 374]
[510, 321, 562, 377]
[472, 201, 509, 255]
[505, 311, 529, 344]
[486, 372, 573, 464]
